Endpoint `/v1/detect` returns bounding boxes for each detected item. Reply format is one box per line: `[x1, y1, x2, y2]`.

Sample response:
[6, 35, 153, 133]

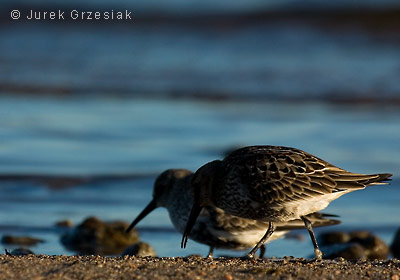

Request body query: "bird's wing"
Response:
[223, 146, 391, 206]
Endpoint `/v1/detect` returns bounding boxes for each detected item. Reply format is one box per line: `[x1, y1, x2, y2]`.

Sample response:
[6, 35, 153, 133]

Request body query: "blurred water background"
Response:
[0, 0, 399, 257]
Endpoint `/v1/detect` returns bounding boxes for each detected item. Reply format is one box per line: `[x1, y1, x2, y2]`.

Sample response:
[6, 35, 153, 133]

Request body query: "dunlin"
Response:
[127, 169, 340, 257]
[181, 145, 392, 259]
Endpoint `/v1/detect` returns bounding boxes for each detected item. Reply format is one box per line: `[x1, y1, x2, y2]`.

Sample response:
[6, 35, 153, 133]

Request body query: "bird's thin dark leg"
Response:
[258, 244, 266, 258]
[301, 216, 323, 259]
[206, 246, 214, 258]
[247, 222, 275, 258]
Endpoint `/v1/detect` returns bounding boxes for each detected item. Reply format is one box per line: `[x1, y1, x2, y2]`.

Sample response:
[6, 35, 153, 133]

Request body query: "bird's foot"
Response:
[243, 253, 256, 259]
[314, 248, 323, 260]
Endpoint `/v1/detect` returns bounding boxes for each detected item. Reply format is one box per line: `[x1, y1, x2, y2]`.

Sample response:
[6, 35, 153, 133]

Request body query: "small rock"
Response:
[390, 228, 400, 258]
[55, 220, 74, 228]
[6, 248, 35, 256]
[61, 216, 139, 255]
[2, 235, 44, 246]
[359, 235, 389, 260]
[122, 242, 156, 257]
[319, 232, 350, 245]
[325, 243, 366, 260]
[224, 273, 233, 280]
[350, 231, 371, 240]
[320, 231, 389, 260]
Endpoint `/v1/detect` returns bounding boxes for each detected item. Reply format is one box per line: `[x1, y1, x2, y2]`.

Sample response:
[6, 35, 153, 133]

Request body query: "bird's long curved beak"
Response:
[126, 199, 157, 233]
[181, 203, 202, 248]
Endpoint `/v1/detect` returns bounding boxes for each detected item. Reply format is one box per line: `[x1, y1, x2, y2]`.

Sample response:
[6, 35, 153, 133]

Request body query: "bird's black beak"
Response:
[181, 203, 202, 248]
[126, 199, 157, 233]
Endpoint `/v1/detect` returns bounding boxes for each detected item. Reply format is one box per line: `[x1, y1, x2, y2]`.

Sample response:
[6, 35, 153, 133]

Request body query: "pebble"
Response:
[2, 235, 44, 246]
[320, 231, 389, 260]
[6, 248, 35, 256]
[55, 220, 74, 228]
[224, 273, 233, 280]
[319, 232, 350, 245]
[60, 216, 139, 255]
[122, 242, 156, 257]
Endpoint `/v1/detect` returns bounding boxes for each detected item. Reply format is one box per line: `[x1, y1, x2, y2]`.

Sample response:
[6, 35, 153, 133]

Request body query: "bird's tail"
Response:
[349, 172, 392, 186]
[330, 171, 392, 190]
[362, 173, 392, 186]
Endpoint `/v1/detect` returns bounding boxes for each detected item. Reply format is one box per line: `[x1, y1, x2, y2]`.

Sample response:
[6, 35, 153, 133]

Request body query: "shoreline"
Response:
[0, 255, 399, 280]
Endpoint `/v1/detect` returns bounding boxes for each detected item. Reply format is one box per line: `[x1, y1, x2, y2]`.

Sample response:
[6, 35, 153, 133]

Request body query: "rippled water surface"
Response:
[1, 0, 400, 257]
[0, 97, 399, 257]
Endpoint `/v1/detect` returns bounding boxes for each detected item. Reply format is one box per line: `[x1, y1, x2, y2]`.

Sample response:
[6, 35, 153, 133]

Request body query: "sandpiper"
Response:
[126, 169, 340, 257]
[181, 145, 392, 259]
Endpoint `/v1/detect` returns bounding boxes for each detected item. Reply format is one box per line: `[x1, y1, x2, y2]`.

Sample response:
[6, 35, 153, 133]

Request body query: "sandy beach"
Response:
[0, 255, 399, 280]
[1, 3, 399, 280]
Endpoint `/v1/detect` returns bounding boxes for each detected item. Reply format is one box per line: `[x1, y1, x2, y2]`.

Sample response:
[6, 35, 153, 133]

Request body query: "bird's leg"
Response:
[301, 216, 323, 260]
[258, 244, 266, 258]
[247, 222, 275, 258]
[206, 246, 214, 258]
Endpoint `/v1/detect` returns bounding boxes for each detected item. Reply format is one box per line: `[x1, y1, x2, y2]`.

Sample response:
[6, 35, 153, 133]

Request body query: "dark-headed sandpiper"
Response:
[181, 146, 392, 259]
[127, 169, 340, 257]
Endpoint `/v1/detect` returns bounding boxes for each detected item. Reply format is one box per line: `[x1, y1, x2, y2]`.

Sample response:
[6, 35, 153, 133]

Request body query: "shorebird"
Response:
[181, 145, 392, 259]
[126, 169, 340, 258]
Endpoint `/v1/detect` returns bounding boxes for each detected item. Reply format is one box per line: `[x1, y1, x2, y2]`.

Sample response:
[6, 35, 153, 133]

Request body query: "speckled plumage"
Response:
[126, 169, 340, 258]
[182, 145, 392, 258]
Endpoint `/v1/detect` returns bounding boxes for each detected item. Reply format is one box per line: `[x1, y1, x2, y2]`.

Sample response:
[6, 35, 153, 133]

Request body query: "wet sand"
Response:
[0, 255, 399, 280]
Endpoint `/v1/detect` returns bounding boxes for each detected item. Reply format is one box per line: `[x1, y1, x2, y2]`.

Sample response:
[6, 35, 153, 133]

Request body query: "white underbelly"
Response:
[208, 228, 287, 248]
[280, 191, 349, 219]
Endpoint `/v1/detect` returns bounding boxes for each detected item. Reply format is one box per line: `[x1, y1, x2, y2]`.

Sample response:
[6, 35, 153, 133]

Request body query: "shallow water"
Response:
[0, 96, 398, 257]
[1, 14, 400, 100]
[1, 0, 400, 257]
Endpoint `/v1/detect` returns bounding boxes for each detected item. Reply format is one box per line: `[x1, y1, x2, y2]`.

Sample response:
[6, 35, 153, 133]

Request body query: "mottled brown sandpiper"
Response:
[127, 169, 340, 257]
[181, 146, 392, 259]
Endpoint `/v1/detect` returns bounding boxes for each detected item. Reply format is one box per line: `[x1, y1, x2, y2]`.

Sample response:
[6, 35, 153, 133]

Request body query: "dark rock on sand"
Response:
[319, 231, 350, 245]
[391, 228, 400, 258]
[2, 235, 44, 246]
[5, 248, 35, 256]
[122, 242, 156, 257]
[55, 220, 74, 228]
[320, 231, 389, 260]
[322, 243, 366, 260]
[61, 216, 139, 255]
[354, 233, 388, 260]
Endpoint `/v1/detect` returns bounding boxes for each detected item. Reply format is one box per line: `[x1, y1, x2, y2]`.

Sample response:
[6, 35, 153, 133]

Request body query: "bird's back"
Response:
[215, 145, 391, 220]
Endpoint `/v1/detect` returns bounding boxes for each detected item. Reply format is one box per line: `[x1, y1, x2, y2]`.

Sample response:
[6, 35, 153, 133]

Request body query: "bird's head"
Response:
[126, 169, 192, 233]
[153, 169, 193, 207]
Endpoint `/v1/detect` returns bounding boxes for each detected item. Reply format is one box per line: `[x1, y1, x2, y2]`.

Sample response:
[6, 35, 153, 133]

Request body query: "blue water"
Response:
[2, 18, 400, 99]
[0, 97, 399, 257]
[0, 0, 400, 257]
